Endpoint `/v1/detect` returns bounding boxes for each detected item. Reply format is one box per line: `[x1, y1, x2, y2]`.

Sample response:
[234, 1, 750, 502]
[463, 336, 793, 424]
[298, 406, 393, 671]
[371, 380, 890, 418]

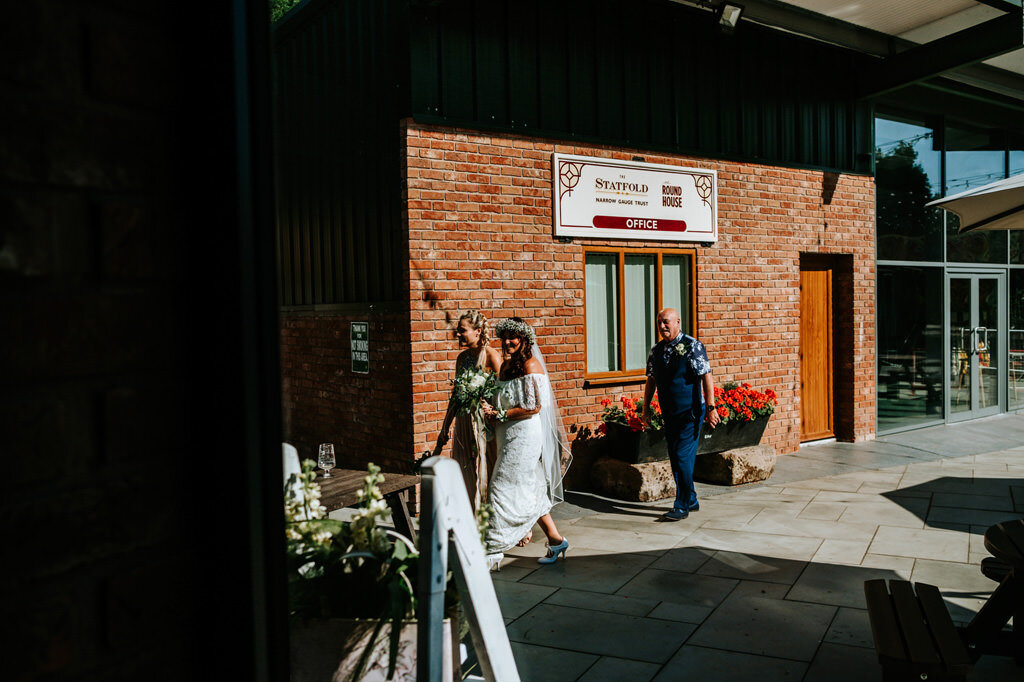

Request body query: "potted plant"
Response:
[597, 395, 667, 464]
[285, 461, 459, 682]
[598, 383, 777, 463]
[700, 382, 778, 454]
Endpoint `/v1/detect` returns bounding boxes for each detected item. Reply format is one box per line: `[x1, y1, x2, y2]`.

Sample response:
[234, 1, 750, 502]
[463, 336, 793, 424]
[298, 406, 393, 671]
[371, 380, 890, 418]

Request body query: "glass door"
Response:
[947, 272, 1005, 421]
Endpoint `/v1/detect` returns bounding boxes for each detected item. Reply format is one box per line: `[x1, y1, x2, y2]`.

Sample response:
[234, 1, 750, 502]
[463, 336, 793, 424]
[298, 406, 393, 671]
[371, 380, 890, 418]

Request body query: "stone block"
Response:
[694, 444, 777, 485]
[590, 456, 676, 502]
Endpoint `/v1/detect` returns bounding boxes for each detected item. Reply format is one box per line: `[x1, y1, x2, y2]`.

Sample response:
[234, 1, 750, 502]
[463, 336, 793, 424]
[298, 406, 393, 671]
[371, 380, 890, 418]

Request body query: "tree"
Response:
[270, 0, 302, 23]
[875, 141, 942, 261]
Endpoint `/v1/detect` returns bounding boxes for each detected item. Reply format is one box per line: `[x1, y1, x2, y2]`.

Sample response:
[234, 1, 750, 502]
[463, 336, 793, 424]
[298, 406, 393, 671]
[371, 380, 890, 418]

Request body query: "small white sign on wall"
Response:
[553, 153, 717, 243]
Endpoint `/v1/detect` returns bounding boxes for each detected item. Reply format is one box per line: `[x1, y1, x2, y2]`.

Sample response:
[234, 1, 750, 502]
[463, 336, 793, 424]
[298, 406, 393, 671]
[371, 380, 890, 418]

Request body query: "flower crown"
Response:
[494, 318, 536, 345]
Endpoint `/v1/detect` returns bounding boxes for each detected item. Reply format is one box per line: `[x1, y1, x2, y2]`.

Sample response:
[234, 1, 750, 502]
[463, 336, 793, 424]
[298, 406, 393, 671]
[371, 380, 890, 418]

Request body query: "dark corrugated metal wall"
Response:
[273, 0, 408, 307]
[273, 0, 875, 307]
[409, 0, 872, 174]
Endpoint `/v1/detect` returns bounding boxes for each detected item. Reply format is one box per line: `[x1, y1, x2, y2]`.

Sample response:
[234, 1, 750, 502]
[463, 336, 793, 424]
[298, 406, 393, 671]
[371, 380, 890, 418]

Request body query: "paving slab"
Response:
[493, 580, 557, 620]
[786, 562, 907, 609]
[570, 513, 699, 536]
[937, 489, 1015, 509]
[867, 525, 969, 562]
[616, 568, 738, 609]
[910, 557, 1003, 593]
[491, 565, 537, 582]
[678, 528, 822, 561]
[812, 539, 871, 565]
[644, 600, 714, 625]
[728, 579, 791, 600]
[968, 652, 1024, 681]
[651, 645, 807, 682]
[647, 546, 717, 574]
[508, 642, 596, 682]
[576, 656, 660, 682]
[836, 502, 927, 529]
[798, 501, 847, 521]
[705, 510, 882, 541]
[927, 505, 1023, 528]
[782, 473, 868, 493]
[802, 642, 881, 682]
[687, 593, 836, 661]
[543, 587, 658, 617]
[560, 523, 685, 554]
[696, 550, 807, 585]
[823, 607, 874, 649]
[506, 604, 696, 663]
[859, 554, 915, 578]
[518, 550, 656, 594]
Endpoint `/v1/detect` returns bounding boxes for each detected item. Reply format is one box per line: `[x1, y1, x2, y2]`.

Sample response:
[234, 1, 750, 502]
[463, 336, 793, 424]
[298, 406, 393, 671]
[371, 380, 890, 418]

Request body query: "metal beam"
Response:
[856, 10, 1024, 99]
[974, 0, 1022, 12]
[669, 0, 1024, 102]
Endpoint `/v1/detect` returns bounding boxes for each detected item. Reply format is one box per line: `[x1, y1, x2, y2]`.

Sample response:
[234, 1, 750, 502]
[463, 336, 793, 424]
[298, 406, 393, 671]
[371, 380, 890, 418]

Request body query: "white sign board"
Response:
[553, 153, 717, 243]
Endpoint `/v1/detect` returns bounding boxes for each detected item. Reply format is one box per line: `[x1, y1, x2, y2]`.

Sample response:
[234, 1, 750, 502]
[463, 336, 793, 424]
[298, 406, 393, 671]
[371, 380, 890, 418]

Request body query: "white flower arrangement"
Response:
[452, 365, 499, 417]
[494, 317, 536, 345]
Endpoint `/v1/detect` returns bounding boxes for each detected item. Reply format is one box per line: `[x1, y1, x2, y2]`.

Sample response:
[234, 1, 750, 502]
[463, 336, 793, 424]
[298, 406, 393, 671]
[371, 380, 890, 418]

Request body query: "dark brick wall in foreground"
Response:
[1, 3, 285, 680]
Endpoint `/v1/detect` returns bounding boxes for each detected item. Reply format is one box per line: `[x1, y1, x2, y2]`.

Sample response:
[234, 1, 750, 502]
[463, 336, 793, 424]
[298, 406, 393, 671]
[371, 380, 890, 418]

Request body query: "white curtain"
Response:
[662, 255, 692, 334]
[625, 255, 655, 370]
[585, 254, 619, 373]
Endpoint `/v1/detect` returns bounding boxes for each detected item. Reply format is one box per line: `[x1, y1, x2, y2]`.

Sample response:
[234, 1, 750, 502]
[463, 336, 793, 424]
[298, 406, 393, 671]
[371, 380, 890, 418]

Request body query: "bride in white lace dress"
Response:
[482, 317, 571, 566]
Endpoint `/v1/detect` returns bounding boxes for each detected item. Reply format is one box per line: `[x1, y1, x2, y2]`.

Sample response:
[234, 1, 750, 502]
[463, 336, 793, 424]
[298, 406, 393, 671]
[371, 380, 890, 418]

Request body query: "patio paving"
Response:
[478, 413, 1024, 681]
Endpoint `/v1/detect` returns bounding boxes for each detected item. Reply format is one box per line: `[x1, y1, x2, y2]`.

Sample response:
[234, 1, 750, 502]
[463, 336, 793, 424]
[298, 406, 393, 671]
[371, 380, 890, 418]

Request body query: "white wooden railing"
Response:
[416, 457, 520, 682]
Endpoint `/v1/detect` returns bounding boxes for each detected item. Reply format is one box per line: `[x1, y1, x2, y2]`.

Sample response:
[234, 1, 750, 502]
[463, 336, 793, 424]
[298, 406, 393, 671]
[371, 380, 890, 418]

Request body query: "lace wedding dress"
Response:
[485, 373, 552, 554]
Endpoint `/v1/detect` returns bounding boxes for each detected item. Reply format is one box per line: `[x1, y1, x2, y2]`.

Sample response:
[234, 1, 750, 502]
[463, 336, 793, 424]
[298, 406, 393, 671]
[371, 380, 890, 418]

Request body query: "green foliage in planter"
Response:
[285, 461, 488, 680]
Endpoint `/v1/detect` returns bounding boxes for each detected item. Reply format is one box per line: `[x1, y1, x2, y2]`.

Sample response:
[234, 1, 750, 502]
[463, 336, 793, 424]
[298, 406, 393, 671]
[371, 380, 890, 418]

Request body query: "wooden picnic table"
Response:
[963, 519, 1024, 663]
[317, 468, 420, 543]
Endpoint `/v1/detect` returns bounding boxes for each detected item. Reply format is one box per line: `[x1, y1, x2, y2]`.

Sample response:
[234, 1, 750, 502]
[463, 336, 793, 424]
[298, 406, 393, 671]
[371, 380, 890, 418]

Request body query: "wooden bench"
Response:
[980, 556, 1011, 584]
[864, 579, 973, 681]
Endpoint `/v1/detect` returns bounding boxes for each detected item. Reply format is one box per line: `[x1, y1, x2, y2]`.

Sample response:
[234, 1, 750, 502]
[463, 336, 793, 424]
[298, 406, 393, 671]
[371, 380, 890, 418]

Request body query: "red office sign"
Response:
[553, 153, 717, 243]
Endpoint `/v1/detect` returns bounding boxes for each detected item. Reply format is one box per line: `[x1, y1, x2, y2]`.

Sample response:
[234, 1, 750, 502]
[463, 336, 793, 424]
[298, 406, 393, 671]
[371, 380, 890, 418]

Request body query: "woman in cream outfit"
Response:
[434, 310, 502, 510]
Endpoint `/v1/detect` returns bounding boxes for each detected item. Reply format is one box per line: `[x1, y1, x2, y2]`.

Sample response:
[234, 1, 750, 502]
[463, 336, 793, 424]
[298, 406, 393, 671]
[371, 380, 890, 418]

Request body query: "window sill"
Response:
[583, 374, 648, 388]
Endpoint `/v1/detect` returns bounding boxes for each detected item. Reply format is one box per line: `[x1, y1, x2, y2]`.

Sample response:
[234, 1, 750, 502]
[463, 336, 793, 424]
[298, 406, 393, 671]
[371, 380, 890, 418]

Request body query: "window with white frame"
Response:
[584, 248, 696, 379]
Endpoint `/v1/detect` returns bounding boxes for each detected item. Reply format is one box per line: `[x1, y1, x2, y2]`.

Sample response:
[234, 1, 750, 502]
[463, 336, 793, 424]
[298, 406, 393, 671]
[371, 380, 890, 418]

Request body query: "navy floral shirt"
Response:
[646, 332, 711, 379]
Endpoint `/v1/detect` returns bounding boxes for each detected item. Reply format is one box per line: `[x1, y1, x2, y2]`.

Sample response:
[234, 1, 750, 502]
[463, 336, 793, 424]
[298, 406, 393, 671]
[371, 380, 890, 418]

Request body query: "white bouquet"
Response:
[452, 365, 499, 419]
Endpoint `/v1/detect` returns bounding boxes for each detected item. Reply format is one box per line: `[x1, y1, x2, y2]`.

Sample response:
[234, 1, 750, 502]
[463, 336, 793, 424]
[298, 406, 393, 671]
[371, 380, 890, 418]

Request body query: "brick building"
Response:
[274, 0, 1024, 485]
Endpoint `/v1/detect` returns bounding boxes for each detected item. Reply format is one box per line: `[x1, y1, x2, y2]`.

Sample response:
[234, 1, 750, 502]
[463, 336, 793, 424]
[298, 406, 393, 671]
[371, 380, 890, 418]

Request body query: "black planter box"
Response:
[698, 415, 770, 455]
[607, 415, 771, 464]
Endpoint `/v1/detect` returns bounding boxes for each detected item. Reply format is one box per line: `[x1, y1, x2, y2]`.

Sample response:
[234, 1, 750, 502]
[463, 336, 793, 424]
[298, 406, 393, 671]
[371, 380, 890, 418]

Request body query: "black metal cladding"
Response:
[272, 0, 408, 307]
[272, 0, 876, 307]
[409, 0, 873, 174]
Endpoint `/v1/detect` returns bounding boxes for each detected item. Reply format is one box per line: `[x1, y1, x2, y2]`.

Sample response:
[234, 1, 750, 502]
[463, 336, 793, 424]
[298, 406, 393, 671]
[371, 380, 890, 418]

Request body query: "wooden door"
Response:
[800, 260, 834, 441]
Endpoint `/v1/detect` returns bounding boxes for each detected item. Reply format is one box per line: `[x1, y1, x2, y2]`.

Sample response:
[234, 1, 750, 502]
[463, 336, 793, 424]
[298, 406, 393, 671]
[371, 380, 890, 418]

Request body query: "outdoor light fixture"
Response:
[715, 2, 744, 34]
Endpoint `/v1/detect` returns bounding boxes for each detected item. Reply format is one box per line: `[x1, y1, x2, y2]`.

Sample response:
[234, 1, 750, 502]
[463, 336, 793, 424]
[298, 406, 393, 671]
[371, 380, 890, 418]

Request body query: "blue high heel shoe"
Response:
[537, 538, 569, 565]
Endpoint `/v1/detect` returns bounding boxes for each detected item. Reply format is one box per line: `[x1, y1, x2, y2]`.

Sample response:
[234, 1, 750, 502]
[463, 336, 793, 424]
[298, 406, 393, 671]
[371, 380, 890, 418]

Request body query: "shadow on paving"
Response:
[881, 477, 1024, 534]
[559, 491, 668, 520]
[461, 546, 916, 682]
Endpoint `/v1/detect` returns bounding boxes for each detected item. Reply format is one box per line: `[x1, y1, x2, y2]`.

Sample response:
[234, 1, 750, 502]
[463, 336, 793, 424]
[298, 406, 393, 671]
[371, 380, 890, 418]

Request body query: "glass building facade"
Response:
[876, 112, 1024, 433]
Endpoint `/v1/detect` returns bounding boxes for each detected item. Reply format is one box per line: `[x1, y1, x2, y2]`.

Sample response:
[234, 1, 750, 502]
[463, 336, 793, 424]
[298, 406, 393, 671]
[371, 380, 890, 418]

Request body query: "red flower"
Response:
[601, 398, 611, 407]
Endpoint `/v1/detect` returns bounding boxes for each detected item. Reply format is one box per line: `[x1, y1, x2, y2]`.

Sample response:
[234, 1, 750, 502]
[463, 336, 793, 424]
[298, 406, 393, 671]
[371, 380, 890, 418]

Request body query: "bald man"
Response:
[643, 308, 720, 521]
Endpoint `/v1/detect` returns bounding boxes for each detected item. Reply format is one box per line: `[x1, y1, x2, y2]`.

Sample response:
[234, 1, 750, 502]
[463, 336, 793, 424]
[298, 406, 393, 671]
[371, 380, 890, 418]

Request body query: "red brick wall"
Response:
[280, 308, 413, 472]
[404, 120, 876, 483]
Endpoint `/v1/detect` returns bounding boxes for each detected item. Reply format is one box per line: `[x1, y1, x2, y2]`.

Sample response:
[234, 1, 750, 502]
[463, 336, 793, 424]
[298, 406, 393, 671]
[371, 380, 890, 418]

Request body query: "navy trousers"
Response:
[665, 412, 704, 512]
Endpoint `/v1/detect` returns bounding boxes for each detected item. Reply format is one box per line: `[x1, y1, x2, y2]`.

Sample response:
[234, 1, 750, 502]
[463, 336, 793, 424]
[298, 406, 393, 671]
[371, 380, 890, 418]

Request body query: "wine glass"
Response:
[318, 443, 336, 478]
